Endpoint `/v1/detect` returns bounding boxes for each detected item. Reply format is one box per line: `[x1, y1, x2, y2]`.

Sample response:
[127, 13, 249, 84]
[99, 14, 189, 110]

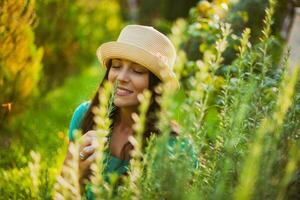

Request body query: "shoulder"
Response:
[70, 101, 91, 125]
[168, 135, 194, 150]
[68, 101, 91, 141]
[74, 101, 91, 116]
[168, 135, 199, 170]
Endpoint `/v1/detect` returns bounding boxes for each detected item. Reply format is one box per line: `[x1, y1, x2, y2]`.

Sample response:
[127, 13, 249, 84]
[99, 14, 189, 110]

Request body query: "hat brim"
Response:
[96, 41, 179, 90]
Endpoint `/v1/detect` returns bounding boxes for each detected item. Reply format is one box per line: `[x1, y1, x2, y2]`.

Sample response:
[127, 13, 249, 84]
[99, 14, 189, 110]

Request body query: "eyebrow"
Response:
[112, 59, 121, 62]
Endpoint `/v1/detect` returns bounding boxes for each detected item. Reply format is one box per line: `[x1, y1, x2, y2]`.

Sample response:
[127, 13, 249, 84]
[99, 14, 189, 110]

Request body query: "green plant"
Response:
[0, 0, 43, 126]
[1, 0, 300, 199]
[35, 0, 123, 92]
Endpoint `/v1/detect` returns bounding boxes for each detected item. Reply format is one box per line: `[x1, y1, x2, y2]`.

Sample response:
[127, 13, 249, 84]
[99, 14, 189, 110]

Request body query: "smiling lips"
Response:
[116, 87, 133, 96]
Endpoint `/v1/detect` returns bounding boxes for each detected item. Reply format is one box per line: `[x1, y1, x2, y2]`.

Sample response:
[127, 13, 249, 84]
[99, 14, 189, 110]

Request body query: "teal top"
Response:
[68, 101, 199, 199]
[68, 101, 130, 176]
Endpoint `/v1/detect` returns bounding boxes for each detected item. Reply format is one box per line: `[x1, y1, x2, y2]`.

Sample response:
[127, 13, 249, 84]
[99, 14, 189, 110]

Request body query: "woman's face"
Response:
[108, 58, 150, 108]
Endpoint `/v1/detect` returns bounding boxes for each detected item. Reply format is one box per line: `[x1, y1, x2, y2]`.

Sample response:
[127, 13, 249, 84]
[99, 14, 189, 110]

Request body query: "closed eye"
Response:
[132, 66, 148, 74]
[133, 70, 145, 74]
[111, 65, 121, 69]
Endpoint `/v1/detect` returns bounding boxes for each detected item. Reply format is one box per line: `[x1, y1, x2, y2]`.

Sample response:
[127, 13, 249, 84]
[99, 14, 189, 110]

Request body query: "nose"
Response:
[116, 68, 130, 82]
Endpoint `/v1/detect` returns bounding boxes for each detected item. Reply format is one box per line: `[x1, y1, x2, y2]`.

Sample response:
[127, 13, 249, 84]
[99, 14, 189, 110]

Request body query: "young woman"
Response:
[63, 25, 198, 198]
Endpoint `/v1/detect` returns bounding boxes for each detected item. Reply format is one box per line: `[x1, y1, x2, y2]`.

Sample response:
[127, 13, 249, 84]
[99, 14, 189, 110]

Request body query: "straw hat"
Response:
[96, 25, 179, 90]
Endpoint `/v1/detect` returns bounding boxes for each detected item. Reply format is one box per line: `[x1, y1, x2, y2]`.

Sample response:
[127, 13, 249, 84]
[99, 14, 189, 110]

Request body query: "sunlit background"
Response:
[0, 0, 300, 199]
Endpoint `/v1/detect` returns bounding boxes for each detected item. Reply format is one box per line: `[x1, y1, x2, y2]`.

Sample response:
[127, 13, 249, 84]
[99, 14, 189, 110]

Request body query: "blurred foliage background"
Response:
[0, 0, 300, 199]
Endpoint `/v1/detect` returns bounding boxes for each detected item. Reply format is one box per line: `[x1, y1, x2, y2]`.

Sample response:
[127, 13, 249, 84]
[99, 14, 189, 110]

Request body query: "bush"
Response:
[0, 0, 43, 128]
[35, 0, 123, 92]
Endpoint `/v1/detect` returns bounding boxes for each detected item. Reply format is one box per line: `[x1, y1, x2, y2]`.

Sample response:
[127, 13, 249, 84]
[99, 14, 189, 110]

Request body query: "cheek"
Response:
[108, 70, 115, 82]
[134, 75, 149, 93]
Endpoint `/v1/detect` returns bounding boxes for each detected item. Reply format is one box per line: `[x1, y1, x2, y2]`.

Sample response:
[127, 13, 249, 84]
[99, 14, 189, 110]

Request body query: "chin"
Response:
[114, 99, 139, 108]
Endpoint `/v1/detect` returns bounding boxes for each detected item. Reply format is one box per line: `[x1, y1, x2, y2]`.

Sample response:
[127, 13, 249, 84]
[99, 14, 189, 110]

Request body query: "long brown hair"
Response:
[80, 60, 162, 160]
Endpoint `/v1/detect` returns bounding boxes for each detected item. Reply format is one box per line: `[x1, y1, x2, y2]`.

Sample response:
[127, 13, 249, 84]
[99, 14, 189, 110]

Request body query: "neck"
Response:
[115, 107, 137, 130]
